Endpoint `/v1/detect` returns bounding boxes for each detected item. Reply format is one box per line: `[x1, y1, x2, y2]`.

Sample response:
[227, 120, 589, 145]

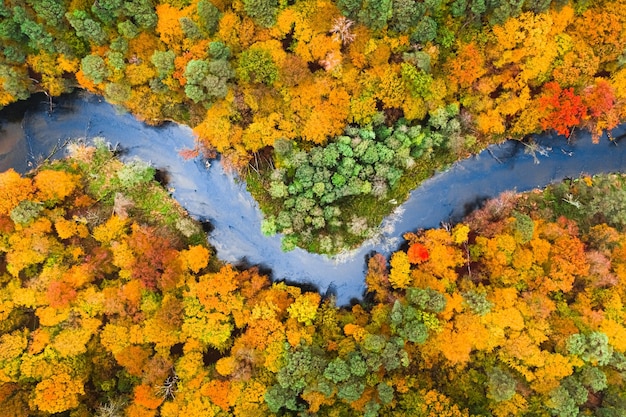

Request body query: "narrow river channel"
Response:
[2, 92, 626, 304]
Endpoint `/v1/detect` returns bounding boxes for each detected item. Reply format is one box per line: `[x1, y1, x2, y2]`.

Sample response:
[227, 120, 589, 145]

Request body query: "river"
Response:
[1, 92, 626, 305]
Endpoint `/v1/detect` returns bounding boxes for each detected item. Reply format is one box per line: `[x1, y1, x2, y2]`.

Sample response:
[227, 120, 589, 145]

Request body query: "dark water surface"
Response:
[2, 93, 626, 304]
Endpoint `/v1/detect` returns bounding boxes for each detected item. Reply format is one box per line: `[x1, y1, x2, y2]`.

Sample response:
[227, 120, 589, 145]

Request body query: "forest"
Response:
[2, 0, 626, 416]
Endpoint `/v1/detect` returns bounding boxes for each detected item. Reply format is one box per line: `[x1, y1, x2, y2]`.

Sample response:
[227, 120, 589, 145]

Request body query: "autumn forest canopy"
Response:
[2, 0, 626, 252]
[3, 0, 626, 416]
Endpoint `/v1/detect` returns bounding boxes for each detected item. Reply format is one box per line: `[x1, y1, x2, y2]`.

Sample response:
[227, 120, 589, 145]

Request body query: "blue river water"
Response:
[1, 92, 625, 305]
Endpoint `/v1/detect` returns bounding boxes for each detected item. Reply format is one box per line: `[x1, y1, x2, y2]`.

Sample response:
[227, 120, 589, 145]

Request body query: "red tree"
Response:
[539, 82, 587, 136]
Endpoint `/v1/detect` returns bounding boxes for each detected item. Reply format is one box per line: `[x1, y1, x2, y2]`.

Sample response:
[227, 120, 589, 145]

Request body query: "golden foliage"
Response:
[181, 245, 210, 273]
[55, 218, 89, 240]
[32, 373, 85, 414]
[93, 215, 128, 244]
[389, 251, 411, 289]
[287, 292, 321, 325]
[448, 42, 486, 88]
[215, 356, 238, 376]
[134, 384, 164, 409]
[0, 170, 34, 216]
[156, 4, 186, 48]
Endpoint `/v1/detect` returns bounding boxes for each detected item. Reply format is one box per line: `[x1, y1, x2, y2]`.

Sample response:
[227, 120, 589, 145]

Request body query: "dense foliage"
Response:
[2, 0, 626, 251]
[1, 144, 626, 416]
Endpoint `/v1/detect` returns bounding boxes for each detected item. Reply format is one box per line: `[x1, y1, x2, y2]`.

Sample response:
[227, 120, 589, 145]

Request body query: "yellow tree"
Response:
[389, 251, 411, 289]
[0, 170, 34, 216]
[31, 372, 86, 414]
[34, 169, 80, 203]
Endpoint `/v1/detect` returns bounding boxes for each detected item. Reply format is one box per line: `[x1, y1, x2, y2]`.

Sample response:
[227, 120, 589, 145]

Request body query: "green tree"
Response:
[567, 332, 614, 366]
[106, 51, 126, 71]
[337, 0, 363, 19]
[0, 65, 30, 100]
[237, 48, 278, 85]
[81, 54, 109, 84]
[451, 0, 468, 17]
[487, 367, 517, 402]
[197, 0, 221, 35]
[580, 367, 607, 392]
[151, 50, 176, 78]
[401, 63, 433, 99]
[358, 0, 393, 31]
[117, 20, 139, 39]
[337, 378, 366, 402]
[209, 41, 231, 60]
[179, 17, 203, 40]
[110, 36, 128, 52]
[10, 200, 42, 225]
[523, 0, 552, 13]
[265, 385, 303, 413]
[28, 0, 66, 27]
[19, 19, 55, 53]
[377, 382, 394, 405]
[463, 289, 492, 316]
[0, 17, 25, 46]
[184, 59, 231, 103]
[66, 10, 108, 45]
[124, 0, 157, 29]
[390, 0, 423, 32]
[243, 0, 279, 27]
[411, 16, 437, 43]
[91, 0, 123, 25]
[104, 82, 131, 103]
[324, 358, 351, 383]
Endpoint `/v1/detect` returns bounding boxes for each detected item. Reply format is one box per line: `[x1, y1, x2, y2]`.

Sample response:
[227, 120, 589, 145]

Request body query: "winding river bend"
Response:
[2, 92, 626, 305]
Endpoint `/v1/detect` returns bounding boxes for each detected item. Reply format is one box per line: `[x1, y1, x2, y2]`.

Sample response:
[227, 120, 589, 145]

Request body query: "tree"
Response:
[390, 0, 423, 32]
[0, 169, 34, 216]
[411, 16, 437, 43]
[65, 10, 108, 46]
[487, 367, 517, 402]
[104, 82, 131, 103]
[539, 82, 587, 136]
[288, 293, 321, 325]
[28, 0, 66, 27]
[237, 48, 279, 85]
[583, 79, 619, 142]
[389, 251, 411, 289]
[156, 4, 186, 48]
[34, 169, 79, 202]
[32, 373, 85, 414]
[358, 0, 393, 31]
[324, 357, 351, 383]
[407, 242, 429, 264]
[184, 59, 231, 103]
[448, 42, 486, 89]
[243, 0, 279, 28]
[197, 0, 221, 35]
[18, 17, 55, 53]
[124, 0, 158, 29]
[179, 16, 203, 40]
[567, 332, 614, 366]
[81, 54, 109, 84]
[118, 20, 139, 39]
[91, 0, 123, 25]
